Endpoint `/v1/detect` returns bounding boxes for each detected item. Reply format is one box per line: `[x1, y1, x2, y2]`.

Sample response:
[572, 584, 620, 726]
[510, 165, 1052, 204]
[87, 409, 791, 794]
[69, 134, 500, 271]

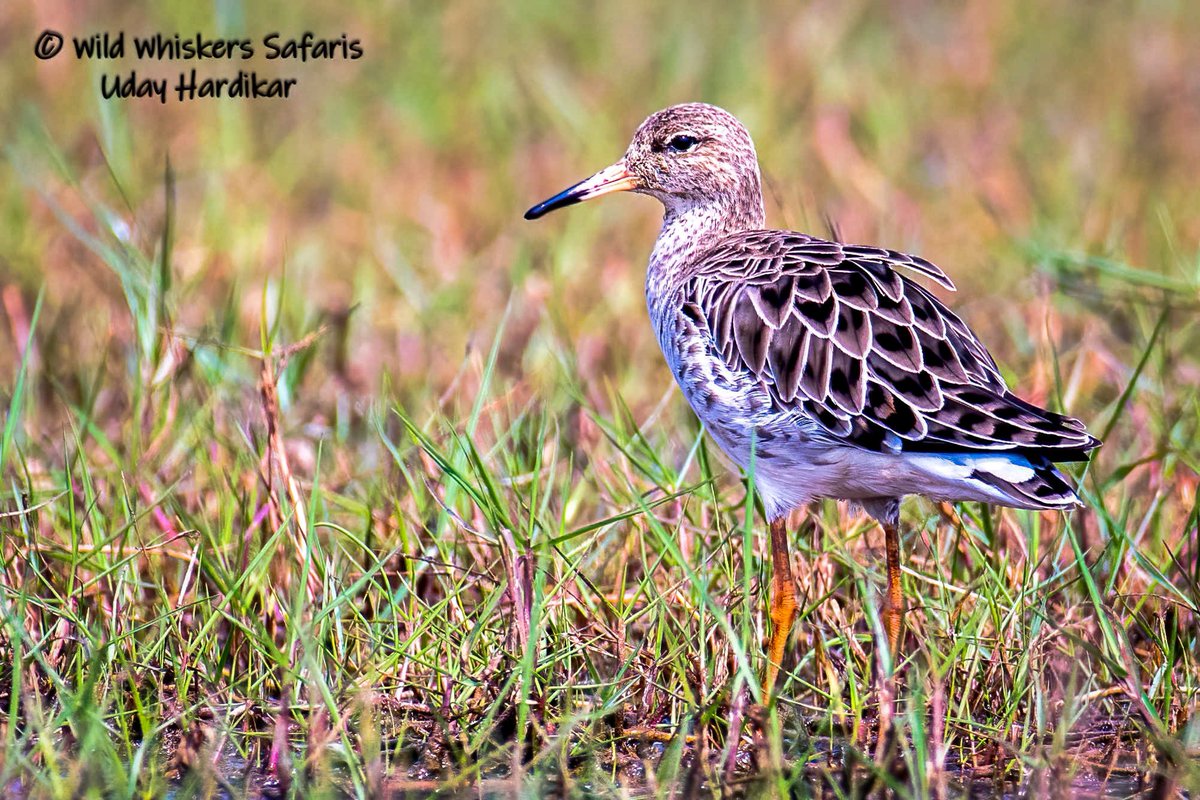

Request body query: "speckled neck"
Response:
[646, 182, 765, 299]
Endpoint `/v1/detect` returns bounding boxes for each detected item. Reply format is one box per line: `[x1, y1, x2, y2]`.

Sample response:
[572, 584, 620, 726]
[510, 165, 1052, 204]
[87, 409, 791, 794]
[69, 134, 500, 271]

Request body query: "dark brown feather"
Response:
[685, 230, 1099, 457]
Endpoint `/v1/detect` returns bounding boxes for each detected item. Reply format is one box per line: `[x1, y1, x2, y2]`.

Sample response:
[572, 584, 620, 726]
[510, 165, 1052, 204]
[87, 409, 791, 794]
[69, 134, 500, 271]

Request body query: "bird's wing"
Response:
[683, 230, 1099, 458]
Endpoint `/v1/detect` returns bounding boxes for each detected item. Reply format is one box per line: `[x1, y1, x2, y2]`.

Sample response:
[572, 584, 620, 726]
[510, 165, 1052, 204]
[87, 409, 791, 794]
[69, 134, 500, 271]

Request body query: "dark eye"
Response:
[666, 134, 700, 153]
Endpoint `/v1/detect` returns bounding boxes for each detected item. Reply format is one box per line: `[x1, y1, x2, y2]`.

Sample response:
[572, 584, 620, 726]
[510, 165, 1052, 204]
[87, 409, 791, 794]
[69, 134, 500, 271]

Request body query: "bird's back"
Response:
[648, 229, 1099, 516]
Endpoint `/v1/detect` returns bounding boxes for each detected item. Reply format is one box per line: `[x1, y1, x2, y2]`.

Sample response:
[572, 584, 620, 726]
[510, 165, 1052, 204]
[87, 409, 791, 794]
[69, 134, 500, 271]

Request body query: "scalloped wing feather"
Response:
[686, 231, 1099, 458]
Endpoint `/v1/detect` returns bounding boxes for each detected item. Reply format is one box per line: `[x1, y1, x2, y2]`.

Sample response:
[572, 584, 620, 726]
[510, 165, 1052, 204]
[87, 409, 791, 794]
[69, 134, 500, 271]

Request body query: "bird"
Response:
[524, 103, 1099, 694]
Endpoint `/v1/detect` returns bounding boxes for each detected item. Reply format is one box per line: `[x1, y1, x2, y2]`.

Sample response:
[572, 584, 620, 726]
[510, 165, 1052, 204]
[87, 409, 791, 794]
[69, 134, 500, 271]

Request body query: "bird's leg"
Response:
[867, 521, 906, 751]
[936, 500, 964, 532]
[880, 522, 905, 665]
[764, 516, 797, 695]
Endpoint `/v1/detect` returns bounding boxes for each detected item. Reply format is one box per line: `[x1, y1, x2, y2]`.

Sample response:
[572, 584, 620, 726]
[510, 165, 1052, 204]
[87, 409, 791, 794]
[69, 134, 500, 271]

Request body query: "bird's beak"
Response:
[524, 161, 639, 220]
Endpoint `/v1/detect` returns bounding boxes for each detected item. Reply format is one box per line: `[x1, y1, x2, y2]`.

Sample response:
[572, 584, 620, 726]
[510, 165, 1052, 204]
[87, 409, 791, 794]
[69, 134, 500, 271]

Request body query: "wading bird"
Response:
[525, 103, 1098, 692]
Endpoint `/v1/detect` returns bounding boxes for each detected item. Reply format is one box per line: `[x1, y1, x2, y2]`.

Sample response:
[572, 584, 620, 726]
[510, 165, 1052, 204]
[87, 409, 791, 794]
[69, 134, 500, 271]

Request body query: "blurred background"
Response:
[5, 0, 1199, 426]
[2, 0, 1199, 792]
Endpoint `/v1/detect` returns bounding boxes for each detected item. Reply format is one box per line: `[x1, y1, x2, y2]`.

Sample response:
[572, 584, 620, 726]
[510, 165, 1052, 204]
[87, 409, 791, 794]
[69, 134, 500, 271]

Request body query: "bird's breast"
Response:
[648, 291, 804, 457]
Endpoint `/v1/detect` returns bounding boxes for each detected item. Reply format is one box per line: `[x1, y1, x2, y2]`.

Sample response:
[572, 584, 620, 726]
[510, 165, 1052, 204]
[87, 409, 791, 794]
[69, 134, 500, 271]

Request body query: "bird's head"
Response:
[525, 103, 763, 221]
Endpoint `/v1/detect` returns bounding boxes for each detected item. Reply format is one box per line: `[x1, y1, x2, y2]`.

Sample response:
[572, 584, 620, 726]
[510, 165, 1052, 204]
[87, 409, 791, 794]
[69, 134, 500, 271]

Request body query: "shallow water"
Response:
[153, 731, 1170, 800]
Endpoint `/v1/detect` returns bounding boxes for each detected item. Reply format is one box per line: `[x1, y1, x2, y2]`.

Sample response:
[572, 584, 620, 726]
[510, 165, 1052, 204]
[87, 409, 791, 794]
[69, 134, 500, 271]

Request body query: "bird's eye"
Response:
[666, 134, 700, 153]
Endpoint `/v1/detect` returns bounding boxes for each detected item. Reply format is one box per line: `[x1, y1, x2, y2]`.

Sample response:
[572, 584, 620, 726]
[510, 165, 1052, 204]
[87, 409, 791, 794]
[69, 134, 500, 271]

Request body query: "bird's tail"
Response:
[968, 455, 1084, 510]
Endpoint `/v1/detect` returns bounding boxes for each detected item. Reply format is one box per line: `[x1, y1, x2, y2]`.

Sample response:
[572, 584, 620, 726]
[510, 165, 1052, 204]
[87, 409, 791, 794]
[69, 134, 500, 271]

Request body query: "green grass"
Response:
[2, 0, 1200, 797]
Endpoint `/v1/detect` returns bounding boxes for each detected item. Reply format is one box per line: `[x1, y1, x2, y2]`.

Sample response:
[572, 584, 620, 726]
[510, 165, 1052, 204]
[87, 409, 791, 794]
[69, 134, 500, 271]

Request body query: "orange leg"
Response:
[880, 522, 905, 664]
[764, 517, 798, 695]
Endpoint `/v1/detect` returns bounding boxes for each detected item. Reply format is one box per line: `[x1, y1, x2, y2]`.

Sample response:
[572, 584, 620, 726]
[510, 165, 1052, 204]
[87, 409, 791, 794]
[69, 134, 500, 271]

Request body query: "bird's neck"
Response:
[646, 184, 765, 297]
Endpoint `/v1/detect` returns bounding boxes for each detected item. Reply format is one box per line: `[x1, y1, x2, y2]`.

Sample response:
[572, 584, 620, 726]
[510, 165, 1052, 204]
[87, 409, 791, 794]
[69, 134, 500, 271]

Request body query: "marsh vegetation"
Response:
[2, 1, 1199, 796]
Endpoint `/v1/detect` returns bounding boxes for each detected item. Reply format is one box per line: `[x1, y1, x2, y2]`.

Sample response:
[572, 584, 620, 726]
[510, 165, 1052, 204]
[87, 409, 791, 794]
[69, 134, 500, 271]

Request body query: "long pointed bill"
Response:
[524, 161, 638, 220]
